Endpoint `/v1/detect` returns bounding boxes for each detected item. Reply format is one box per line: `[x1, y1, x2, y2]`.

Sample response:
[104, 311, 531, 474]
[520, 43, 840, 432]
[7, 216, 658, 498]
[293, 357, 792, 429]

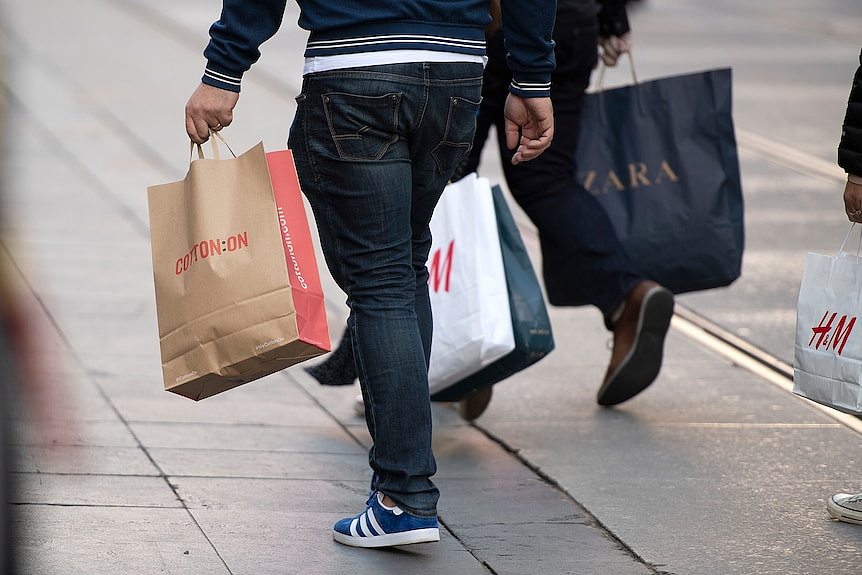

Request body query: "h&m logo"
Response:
[428, 240, 454, 293]
[579, 160, 680, 195]
[809, 310, 856, 356]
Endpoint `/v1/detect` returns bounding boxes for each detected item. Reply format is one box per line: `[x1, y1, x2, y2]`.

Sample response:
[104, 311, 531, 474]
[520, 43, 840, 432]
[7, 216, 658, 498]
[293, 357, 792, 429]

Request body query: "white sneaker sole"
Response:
[827, 496, 862, 525]
[332, 527, 440, 548]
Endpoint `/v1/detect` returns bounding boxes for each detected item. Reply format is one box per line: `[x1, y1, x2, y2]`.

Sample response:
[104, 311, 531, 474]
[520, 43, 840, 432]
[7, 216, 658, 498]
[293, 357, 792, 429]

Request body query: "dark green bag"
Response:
[431, 186, 555, 402]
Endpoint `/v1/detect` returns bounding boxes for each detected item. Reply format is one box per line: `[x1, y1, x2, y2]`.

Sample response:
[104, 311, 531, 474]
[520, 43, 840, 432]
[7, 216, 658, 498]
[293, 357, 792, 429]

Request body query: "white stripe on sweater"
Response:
[204, 71, 241, 86]
[308, 34, 484, 47]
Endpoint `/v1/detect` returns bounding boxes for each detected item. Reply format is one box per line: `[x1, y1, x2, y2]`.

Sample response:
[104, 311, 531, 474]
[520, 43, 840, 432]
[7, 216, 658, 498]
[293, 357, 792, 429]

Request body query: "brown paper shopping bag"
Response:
[147, 140, 330, 400]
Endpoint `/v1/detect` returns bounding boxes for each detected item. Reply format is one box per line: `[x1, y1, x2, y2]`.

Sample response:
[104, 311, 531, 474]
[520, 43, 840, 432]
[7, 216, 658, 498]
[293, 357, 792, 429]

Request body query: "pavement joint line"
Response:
[165, 475, 371, 484]
[470, 422, 668, 575]
[10, 503, 182, 510]
[648, 422, 842, 429]
[283, 372, 372, 453]
[134, 447, 366, 456]
[0, 249, 237, 575]
[12, 472, 162, 478]
[126, 420, 342, 428]
[435, 515, 499, 575]
[670, 312, 862, 436]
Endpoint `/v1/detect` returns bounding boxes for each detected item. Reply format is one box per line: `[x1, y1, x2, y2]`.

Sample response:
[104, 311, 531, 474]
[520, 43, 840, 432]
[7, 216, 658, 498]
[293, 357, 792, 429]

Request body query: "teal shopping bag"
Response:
[431, 186, 555, 402]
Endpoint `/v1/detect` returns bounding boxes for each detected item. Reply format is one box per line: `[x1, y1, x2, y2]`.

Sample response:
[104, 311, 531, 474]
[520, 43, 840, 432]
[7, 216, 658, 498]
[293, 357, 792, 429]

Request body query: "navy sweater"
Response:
[202, 0, 556, 98]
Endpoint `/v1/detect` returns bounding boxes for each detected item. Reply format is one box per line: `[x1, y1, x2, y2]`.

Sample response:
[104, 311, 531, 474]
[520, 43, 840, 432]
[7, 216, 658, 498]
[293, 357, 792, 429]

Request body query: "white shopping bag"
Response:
[427, 174, 516, 395]
[793, 225, 862, 414]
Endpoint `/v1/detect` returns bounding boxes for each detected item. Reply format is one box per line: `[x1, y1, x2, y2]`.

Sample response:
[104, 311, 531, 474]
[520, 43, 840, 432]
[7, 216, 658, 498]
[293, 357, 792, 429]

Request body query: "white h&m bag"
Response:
[793, 224, 862, 414]
[426, 174, 515, 395]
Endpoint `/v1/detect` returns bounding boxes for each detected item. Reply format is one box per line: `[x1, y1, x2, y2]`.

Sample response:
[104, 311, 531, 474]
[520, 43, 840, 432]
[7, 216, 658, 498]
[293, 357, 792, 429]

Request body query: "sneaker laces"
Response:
[845, 493, 862, 503]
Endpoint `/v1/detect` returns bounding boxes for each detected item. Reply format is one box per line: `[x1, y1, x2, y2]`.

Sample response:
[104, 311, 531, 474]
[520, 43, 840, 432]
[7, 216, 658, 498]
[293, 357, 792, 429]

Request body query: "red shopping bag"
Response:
[266, 150, 330, 352]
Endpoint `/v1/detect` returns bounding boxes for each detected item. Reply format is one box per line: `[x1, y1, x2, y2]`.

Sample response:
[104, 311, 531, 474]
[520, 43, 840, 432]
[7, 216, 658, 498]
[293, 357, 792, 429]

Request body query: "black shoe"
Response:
[305, 328, 357, 386]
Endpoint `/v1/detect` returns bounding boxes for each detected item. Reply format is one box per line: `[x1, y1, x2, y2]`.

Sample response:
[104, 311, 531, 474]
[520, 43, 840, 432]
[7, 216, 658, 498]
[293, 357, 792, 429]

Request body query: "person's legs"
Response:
[489, 20, 640, 323]
[488, 18, 673, 406]
[290, 62, 482, 543]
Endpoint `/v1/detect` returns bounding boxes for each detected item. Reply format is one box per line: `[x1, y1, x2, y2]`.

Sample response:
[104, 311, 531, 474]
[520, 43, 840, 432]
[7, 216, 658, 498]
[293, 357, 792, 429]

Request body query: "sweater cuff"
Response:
[202, 63, 243, 93]
[509, 72, 552, 98]
[849, 173, 862, 185]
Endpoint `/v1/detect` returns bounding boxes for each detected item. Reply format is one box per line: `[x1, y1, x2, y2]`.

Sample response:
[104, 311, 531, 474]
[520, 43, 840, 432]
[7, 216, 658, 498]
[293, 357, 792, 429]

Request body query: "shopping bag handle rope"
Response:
[187, 130, 237, 163]
[593, 49, 638, 93]
[837, 222, 862, 257]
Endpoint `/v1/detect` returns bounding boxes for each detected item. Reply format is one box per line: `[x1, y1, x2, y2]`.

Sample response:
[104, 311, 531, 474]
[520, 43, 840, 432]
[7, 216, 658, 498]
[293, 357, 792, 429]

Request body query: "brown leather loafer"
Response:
[597, 281, 674, 406]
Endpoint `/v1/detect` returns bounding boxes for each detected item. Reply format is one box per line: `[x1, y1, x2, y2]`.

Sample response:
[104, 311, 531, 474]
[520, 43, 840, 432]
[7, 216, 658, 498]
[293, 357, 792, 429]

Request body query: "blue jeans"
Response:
[289, 62, 484, 515]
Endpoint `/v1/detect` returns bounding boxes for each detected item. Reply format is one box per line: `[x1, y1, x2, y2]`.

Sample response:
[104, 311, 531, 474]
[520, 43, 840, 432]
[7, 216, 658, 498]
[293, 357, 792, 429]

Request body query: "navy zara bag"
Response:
[572, 67, 744, 296]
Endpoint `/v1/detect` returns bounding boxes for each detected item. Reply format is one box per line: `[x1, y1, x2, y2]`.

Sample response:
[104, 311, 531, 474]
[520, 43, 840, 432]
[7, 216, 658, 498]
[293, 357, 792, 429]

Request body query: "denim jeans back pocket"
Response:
[432, 96, 481, 175]
[322, 92, 401, 161]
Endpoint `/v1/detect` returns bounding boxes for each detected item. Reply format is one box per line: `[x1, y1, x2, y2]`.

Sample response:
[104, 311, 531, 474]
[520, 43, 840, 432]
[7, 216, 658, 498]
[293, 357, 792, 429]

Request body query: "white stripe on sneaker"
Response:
[367, 508, 385, 535]
[359, 513, 371, 537]
[349, 518, 360, 537]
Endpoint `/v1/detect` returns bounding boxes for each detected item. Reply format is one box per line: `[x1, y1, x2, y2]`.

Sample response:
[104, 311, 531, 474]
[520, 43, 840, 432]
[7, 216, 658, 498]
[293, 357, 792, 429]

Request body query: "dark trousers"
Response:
[453, 17, 641, 324]
[289, 62, 484, 515]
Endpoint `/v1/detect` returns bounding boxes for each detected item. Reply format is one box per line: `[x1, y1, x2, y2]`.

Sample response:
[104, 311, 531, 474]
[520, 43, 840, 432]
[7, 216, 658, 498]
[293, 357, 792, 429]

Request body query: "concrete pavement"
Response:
[2, 0, 862, 574]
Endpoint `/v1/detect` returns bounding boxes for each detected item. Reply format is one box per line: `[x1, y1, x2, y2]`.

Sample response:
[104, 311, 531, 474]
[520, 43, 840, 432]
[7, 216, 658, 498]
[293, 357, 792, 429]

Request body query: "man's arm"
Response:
[499, 0, 556, 163]
[185, 0, 287, 143]
[597, 0, 631, 67]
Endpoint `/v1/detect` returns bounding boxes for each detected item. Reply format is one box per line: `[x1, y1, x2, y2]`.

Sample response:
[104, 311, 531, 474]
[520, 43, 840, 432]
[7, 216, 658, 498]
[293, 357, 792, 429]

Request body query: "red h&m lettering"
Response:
[809, 310, 856, 356]
[428, 240, 455, 293]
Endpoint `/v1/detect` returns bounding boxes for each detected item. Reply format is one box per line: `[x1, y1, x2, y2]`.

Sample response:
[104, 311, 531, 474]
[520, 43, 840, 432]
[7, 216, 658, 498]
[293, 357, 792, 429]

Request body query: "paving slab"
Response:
[438, 477, 653, 575]
[112, 394, 332, 427]
[12, 474, 178, 508]
[129, 421, 366, 454]
[12, 445, 158, 476]
[12, 419, 139, 448]
[172, 476, 491, 575]
[14, 506, 229, 575]
[151, 449, 370, 481]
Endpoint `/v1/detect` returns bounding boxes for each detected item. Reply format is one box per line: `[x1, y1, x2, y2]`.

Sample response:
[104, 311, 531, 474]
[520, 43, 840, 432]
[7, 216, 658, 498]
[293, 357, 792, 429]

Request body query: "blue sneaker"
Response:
[332, 492, 440, 548]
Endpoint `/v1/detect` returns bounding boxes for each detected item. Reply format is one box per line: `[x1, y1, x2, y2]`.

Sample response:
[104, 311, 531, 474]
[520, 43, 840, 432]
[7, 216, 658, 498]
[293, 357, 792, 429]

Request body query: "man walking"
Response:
[184, 0, 557, 548]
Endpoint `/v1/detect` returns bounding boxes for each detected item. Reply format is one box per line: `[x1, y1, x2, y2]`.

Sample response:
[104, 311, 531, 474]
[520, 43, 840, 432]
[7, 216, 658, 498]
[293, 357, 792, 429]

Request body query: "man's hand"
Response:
[598, 33, 632, 67]
[843, 177, 862, 223]
[504, 95, 554, 165]
[185, 83, 239, 144]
